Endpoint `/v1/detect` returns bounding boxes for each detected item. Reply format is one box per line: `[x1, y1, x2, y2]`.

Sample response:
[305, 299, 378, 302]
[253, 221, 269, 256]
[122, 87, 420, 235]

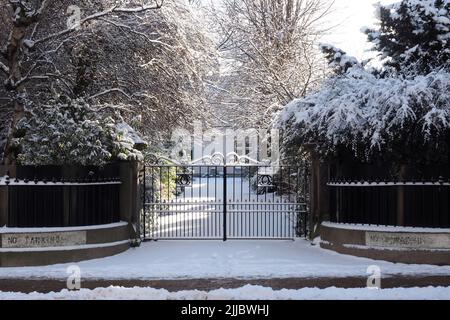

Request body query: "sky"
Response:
[200, 0, 399, 60]
[322, 0, 398, 60]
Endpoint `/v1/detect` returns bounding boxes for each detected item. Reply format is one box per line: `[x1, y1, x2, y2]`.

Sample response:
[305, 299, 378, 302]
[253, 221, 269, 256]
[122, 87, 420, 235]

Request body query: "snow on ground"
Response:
[148, 177, 302, 239]
[1, 240, 450, 280]
[1, 285, 450, 300]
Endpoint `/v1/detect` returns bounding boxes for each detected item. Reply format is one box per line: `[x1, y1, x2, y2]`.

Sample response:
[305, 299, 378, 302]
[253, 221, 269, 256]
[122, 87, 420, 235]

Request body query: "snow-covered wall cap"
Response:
[0, 175, 121, 186]
[0, 176, 8, 185]
[322, 222, 450, 234]
[116, 122, 148, 151]
[327, 180, 450, 187]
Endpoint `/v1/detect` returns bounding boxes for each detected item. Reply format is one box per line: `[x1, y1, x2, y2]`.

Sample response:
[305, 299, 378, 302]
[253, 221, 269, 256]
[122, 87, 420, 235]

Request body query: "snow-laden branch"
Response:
[36, 0, 50, 16]
[33, 1, 164, 46]
[99, 18, 172, 48]
[275, 67, 450, 159]
[12, 73, 71, 88]
[112, 2, 165, 13]
[88, 88, 132, 101]
[0, 61, 9, 75]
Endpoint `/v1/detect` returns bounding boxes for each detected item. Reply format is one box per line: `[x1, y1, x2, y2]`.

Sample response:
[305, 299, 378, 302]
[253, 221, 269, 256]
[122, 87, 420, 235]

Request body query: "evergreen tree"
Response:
[319, 44, 360, 75]
[15, 96, 143, 166]
[364, 0, 450, 75]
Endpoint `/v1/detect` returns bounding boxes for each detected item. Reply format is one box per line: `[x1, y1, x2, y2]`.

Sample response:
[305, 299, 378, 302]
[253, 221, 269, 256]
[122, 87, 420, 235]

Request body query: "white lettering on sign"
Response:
[366, 232, 450, 249]
[2, 231, 87, 248]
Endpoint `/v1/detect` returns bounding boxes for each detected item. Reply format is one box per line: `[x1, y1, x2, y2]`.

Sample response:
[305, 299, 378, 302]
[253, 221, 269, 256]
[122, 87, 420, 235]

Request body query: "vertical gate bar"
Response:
[159, 166, 162, 238]
[303, 166, 308, 238]
[183, 166, 186, 238]
[151, 167, 155, 239]
[288, 166, 292, 238]
[231, 166, 238, 237]
[233, 166, 236, 202]
[215, 165, 218, 238]
[283, 168, 289, 237]
[279, 166, 283, 237]
[241, 166, 243, 238]
[264, 166, 267, 237]
[294, 166, 302, 237]
[143, 165, 146, 239]
[207, 166, 210, 238]
[248, 166, 251, 238]
[285, 166, 291, 238]
[223, 165, 227, 241]
[175, 166, 179, 238]
[191, 165, 194, 238]
[256, 167, 259, 237]
[167, 167, 171, 238]
[273, 165, 276, 238]
[199, 166, 202, 238]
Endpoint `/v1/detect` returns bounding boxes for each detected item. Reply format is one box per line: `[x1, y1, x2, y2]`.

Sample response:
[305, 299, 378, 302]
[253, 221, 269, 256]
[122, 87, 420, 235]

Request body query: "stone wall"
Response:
[0, 161, 142, 266]
[0, 222, 131, 267]
[320, 222, 450, 265]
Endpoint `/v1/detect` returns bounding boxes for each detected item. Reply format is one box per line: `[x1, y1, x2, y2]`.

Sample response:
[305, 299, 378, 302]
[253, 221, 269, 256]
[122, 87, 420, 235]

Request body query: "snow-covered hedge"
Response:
[15, 98, 144, 166]
[275, 0, 450, 164]
[274, 66, 450, 162]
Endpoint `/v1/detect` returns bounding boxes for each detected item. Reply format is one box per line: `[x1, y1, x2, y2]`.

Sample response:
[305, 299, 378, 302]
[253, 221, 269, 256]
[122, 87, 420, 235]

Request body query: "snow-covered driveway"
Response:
[1, 240, 450, 280]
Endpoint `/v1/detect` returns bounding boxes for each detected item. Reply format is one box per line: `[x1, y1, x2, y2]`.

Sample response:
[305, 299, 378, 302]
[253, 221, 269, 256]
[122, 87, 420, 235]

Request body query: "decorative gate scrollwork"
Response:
[257, 174, 275, 195]
[190, 152, 270, 166]
[176, 173, 192, 187]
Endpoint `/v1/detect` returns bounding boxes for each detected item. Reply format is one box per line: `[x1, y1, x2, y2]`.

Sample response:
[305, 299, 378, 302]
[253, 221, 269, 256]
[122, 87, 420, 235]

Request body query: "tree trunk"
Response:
[3, 26, 27, 165]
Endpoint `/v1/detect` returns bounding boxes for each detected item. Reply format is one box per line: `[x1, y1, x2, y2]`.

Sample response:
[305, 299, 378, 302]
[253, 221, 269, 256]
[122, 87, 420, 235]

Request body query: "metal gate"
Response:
[140, 154, 310, 241]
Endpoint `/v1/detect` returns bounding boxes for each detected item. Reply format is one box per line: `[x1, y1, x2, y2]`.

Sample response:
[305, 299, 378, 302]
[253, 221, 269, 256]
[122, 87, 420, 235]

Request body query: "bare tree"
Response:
[0, 0, 218, 163]
[206, 0, 333, 129]
[0, 0, 165, 163]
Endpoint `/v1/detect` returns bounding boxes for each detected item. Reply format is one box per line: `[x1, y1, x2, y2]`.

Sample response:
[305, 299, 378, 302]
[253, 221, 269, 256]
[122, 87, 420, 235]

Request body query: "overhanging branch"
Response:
[88, 88, 132, 101]
[34, 1, 164, 46]
[99, 18, 172, 48]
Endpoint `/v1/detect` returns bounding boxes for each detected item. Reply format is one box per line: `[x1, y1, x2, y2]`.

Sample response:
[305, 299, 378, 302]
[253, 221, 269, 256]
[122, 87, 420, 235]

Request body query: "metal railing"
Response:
[1, 173, 122, 228]
[328, 179, 450, 228]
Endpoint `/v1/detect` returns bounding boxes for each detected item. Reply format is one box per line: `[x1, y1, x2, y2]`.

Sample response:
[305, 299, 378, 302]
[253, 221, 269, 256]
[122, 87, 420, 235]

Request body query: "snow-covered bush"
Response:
[275, 63, 450, 163]
[275, 0, 450, 165]
[320, 44, 360, 75]
[15, 97, 144, 166]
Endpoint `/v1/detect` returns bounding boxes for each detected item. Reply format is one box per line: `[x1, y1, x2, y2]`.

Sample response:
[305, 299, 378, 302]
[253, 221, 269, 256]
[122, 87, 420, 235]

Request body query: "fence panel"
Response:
[2, 174, 122, 228]
[328, 180, 450, 228]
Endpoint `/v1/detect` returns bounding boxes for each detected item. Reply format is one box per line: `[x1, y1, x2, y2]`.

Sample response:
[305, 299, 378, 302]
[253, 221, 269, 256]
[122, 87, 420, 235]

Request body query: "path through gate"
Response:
[140, 154, 309, 241]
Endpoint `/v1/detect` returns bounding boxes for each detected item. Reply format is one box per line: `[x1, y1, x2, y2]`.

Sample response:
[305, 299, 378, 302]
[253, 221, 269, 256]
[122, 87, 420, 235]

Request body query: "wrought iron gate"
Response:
[140, 154, 310, 241]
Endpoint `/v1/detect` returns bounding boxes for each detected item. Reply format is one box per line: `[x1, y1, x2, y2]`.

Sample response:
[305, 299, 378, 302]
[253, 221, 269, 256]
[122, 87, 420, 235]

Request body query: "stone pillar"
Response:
[0, 165, 16, 227]
[309, 151, 330, 239]
[119, 161, 142, 238]
[0, 186, 8, 227]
